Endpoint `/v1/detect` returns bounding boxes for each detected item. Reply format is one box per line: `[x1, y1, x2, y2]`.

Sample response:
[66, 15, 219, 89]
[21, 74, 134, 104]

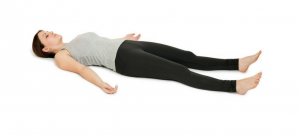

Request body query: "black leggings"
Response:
[115, 40, 239, 93]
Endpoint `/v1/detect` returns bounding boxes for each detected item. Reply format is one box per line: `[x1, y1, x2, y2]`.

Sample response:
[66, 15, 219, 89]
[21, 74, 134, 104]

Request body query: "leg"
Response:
[124, 40, 239, 71]
[115, 42, 237, 93]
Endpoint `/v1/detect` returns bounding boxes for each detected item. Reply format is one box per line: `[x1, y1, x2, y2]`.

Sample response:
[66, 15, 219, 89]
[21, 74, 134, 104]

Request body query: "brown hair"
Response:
[32, 30, 55, 58]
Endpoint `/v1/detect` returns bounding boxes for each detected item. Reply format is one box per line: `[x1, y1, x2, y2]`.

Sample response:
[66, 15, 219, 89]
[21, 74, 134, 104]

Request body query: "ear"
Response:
[42, 47, 50, 53]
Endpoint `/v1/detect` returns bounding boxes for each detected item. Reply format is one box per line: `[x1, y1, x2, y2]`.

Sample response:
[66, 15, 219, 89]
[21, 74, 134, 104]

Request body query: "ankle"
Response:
[236, 80, 242, 93]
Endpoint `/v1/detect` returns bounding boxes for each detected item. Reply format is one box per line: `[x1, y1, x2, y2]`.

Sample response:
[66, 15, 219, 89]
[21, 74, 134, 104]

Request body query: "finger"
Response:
[110, 86, 115, 91]
[106, 84, 112, 89]
[108, 85, 114, 90]
[104, 83, 109, 88]
[103, 89, 111, 94]
[105, 85, 111, 89]
[136, 34, 141, 40]
[103, 84, 117, 93]
[106, 88, 113, 94]
[113, 85, 118, 93]
[112, 86, 116, 93]
[103, 85, 111, 91]
[110, 85, 117, 94]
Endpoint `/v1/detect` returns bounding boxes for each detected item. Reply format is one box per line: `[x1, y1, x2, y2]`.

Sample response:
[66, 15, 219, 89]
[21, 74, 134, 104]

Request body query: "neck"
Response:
[53, 42, 68, 54]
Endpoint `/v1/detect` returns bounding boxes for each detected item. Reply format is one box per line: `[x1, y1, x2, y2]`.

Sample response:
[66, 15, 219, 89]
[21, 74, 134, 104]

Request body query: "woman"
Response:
[32, 30, 262, 95]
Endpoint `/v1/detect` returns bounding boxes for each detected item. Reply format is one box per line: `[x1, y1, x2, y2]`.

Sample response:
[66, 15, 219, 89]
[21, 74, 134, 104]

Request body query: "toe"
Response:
[254, 82, 259, 86]
[257, 50, 262, 56]
[255, 52, 261, 61]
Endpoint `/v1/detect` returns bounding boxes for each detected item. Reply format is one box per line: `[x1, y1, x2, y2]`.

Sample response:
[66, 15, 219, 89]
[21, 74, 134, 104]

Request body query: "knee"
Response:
[175, 64, 191, 78]
[186, 51, 196, 58]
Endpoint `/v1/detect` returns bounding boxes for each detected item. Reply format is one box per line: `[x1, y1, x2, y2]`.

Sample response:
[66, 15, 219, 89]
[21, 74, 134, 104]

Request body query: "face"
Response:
[38, 31, 62, 53]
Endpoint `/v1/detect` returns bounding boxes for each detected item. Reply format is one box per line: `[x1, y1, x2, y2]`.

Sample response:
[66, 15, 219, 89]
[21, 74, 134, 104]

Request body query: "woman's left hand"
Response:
[124, 33, 141, 41]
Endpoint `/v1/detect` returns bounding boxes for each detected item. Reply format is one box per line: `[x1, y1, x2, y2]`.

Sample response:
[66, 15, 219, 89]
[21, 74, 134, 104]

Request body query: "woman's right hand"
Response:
[101, 82, 118, 94]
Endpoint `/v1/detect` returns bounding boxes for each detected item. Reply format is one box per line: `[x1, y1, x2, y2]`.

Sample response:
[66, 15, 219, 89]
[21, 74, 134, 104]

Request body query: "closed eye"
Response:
[45, 31, 49, 38]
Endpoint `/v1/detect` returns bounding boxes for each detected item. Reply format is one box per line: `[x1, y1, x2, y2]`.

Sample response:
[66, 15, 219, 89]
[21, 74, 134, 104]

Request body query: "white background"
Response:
[1, 0, 299, 134]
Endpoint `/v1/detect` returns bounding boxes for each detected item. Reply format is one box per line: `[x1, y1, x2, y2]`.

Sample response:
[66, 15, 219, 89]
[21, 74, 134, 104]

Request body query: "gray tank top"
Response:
[58, 32, 126, 72]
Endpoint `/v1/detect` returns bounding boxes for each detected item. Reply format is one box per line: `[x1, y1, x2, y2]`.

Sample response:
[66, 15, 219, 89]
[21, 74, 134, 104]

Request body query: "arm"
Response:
[113, 33, 141, 41]
[79, 67, 118, 94]
[78, 67, 104, 89]
[55, 51, 117, 94]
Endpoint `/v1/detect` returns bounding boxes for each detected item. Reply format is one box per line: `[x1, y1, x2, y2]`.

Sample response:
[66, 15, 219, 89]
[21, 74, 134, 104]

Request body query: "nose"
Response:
[50, 31, 55, 37]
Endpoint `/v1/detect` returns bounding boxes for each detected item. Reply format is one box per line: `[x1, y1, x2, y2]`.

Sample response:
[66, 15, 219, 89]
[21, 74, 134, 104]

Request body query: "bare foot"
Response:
[239, 50, 262, 73]
[236, 72, 262, 95]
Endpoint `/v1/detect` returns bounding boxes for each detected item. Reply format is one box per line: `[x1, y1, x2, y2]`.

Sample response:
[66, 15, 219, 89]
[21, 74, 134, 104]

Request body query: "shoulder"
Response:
[56, 49, 72, 58]
[54, 50, 74, 70]
[54, 49, 86, 73]
[54, 49, 73, 63]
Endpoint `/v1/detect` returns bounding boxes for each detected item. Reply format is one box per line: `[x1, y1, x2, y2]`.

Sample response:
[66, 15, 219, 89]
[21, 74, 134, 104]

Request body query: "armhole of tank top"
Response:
[60, 48, 74, 59]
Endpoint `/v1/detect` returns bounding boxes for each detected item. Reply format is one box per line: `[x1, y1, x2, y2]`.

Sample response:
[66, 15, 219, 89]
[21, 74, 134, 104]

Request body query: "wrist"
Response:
[99, 81, 105, 90]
